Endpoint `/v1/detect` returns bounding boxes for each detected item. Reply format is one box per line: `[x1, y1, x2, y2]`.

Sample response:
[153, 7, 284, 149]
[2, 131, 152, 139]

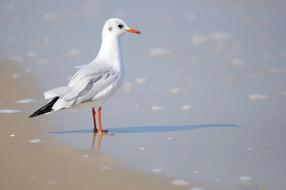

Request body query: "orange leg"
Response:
[97, 107, 103, 135]
[92, 108, 97, 133]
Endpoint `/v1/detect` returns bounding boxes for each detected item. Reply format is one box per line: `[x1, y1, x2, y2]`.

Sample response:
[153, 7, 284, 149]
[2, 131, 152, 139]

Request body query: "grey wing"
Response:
[74, 70, 118, 105]
[68, 63, 110, 87]
[51, 63, 119, 110]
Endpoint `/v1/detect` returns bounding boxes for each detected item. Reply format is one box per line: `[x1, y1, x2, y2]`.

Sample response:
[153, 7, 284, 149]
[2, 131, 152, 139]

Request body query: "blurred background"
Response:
[1, 0, 286, 189]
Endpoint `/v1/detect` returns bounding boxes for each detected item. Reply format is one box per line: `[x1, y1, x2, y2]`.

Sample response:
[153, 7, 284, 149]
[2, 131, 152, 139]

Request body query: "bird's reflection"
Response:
[91, 131, 111, 151]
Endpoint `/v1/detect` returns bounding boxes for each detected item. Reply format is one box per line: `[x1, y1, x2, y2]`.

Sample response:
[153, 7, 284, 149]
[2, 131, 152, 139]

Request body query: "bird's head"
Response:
[102, 18, 141, 38]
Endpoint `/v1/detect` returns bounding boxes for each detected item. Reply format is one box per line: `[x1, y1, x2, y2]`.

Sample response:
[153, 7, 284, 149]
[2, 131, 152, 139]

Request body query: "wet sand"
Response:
[0, 59, 190, 190]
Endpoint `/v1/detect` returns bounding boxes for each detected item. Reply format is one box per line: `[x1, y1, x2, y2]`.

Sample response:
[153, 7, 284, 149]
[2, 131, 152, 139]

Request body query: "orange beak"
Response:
[127, 28, 141, 34]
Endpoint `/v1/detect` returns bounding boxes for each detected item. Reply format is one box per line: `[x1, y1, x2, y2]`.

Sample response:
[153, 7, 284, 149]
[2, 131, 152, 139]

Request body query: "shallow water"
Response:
[1, 0, 286, 189]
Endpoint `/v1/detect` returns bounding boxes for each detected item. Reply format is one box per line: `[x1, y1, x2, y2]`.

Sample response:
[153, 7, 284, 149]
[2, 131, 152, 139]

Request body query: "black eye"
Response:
[118, 24, 124, 29]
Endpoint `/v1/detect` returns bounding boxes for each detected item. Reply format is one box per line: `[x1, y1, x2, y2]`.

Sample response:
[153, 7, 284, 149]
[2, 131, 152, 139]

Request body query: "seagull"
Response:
[29, 18, 141, 135]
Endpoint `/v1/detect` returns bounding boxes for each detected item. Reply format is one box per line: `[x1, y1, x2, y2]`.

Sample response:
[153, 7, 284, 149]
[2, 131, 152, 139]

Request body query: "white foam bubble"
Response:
[194, 170, 200, 174]
[66, 49, 82, 57]
[149, 48, 169, 59]
[10, 134, 15, 138]
[152, 168, 162, 173]
[239, 176, 253, 181]
[211, 32, 231, 41]
[16, 98, 35, 104]
[7, 55, 23, 63]
[215, 178, 221, 182]
[246, 147, 253, 151]
[181, 105, 191, 110]
[29, 139, 42, 144]
[191, 35, 208, 45]
[47, 179, 59, 186]
[170, 88, 181, 95]
[139, 147, 146, 151]
[151, 106, 163, 111]
[172, 179, 189, 186]
[230, 58, 245, 67]
[0, 109, 20, 114]
[191, 187, 205, 190]
[136, 77, 147, 85]
[26, 50, 38, 58]
[100, 166, 111, 171]
[11, 72, 22, 79]
[248, 94, 268, 102]
[166, 136, 173, 141]
[37, 58, 49, 65]
[83, 154, 90, 159]
[239, 176, 255, 186]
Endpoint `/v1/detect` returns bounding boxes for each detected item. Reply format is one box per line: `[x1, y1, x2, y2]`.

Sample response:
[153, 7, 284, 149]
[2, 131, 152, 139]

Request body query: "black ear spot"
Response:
[108, 26, 113, 31]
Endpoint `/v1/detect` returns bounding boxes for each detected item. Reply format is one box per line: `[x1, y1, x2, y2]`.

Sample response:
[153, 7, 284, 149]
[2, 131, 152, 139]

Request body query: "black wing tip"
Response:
[29, 113, 37, 118]
[29, 111, 41, 118]
[28, 96, 59, 118]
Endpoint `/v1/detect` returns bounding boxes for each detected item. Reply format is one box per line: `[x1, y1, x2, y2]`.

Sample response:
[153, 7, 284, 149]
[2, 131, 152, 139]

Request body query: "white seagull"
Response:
[29, 18, 141, 135]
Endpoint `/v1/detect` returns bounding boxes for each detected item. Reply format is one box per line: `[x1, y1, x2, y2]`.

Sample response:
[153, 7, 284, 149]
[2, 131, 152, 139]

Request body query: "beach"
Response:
[0, 60, 191, 190]
[1, 1, 286, 189]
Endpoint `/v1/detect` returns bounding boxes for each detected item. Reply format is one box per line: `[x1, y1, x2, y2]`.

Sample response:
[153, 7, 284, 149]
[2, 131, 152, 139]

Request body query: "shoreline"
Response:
[0, 59, 191, 190]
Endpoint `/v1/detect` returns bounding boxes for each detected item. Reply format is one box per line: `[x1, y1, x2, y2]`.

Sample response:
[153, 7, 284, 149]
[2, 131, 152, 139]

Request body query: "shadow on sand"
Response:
[49, 123, 238, 151]
[49, 123, 238, 135]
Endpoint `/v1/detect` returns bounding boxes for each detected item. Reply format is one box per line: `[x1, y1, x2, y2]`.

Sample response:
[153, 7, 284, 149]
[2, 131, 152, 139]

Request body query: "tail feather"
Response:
[44, 86, 70, 99]
[29, 97, 59, 118]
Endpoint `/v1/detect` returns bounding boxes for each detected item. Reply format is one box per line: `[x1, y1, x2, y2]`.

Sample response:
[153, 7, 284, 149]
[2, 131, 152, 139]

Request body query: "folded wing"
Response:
[48, 63, 118, 110]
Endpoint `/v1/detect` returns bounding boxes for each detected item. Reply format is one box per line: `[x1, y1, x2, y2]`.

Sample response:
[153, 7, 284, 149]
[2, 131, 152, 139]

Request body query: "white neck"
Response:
[97, 34, 121, 63]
